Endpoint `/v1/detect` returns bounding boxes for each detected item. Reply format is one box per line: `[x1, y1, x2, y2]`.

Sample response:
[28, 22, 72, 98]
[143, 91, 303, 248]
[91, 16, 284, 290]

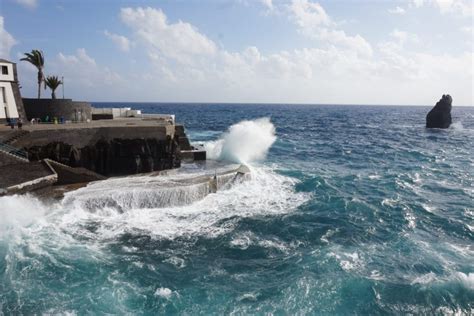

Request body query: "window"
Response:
[1, 66, 8, 75]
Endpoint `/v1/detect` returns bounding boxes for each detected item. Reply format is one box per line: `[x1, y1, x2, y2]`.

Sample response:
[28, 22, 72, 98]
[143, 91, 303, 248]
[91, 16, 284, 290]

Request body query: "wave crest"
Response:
[204, 118, 276, 163]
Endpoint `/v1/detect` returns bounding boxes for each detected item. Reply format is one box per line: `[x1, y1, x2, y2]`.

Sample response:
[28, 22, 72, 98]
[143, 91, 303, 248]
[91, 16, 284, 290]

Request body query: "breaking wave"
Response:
[204, 118, 276, 163]
[0, 166, 308, 242]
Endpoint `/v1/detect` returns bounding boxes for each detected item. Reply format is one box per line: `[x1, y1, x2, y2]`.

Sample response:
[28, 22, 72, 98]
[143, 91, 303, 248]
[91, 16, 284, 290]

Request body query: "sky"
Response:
[0, 0, 473, 105]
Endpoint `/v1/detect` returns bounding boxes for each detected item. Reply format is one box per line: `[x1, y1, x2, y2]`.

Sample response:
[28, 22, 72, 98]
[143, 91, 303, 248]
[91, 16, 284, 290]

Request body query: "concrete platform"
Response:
[0, 161, 57, 195]
[0, 117, 173, 133]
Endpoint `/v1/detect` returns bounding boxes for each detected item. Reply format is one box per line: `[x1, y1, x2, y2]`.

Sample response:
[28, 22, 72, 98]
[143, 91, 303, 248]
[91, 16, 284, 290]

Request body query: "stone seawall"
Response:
[13, 124, 181, 177]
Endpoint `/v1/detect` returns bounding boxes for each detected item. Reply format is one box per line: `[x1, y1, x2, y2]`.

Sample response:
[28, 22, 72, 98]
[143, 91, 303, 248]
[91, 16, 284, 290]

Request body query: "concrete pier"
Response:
[0, 117, 206, 195]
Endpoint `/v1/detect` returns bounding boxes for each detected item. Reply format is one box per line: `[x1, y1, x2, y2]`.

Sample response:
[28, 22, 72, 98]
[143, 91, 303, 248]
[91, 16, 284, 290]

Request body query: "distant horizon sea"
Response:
[1, 103, 473, 314]
[92, 101, 474, 108]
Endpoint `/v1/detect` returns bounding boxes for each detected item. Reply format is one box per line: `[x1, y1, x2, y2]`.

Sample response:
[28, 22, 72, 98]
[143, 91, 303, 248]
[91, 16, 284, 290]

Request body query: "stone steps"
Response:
[0, 143, 29, 164]
[0, 130, 30, 145]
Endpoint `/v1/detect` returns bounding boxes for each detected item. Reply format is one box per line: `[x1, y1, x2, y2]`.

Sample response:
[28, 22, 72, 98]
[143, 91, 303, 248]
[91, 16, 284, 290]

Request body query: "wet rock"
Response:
[26, 137, 180, 176]
[426, 94, 452, 128]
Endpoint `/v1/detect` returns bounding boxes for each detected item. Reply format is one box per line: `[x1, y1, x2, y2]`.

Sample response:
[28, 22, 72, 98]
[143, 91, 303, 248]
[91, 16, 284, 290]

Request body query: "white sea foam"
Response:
[163, 256, 186, 269]
[0, 165, 308, 246]
[204, 117, 276, 163]
[154, 287, 174, 299]
[237, 292, 259, 302]
[453, 272, 474, 290]
[230, 231, 292, 253]
[412, 272, 474, 290]
[329, 249, 365, 272]
[412, 272, 437, 285]
[0, 195, 47, 238]
[450, 121, 464, 130]
[404, 209, 417, 229]
[422, 203, 436, 214]
[381, 198, 398, 208]
[320, 228, 337, 243]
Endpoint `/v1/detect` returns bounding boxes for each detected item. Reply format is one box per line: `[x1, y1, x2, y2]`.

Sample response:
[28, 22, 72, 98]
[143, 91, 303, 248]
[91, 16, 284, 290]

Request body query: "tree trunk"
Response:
[37, 80, 41, 99]
[37, 70, 43, 99]
[52, 90, 56, 99]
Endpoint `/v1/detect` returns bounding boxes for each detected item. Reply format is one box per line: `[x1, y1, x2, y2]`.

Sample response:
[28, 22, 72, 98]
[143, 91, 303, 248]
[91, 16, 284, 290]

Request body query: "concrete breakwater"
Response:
[0, 118, 206, 196]
[62, 164, 251, 211]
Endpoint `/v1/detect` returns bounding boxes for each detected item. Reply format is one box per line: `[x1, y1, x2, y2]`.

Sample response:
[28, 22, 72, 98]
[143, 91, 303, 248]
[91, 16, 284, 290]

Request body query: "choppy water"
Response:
[1, 104, 473, 314]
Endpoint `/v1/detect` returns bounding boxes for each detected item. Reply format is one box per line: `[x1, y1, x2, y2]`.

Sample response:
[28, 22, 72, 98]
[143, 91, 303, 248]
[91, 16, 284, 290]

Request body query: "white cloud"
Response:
[410, 0, 473, 16]
[388, 6, 406, 15]
[260, 0, 273, 10]
[390, 29, 419, 45]
[318, 28, 373, 56]
[290, 0, 332, 28]
[120, 7, 217, 64]
[104, 30, 131, 52]
[55, 48, 122, 87]
[289, 0, 372, 56]
[411, 0, 425, 8]
[0, 16, 17, 59]
[87, 4, 468, 105]
[15, 0, 37, 9]
[15, 4, 471, 105]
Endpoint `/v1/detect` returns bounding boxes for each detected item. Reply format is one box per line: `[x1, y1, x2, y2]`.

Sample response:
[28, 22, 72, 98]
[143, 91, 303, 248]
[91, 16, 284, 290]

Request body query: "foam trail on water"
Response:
[204, 118, 276, 163]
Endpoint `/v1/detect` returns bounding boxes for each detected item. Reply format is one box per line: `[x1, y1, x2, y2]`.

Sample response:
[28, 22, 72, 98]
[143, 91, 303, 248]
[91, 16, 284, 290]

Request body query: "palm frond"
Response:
[44, 75, 63, 90]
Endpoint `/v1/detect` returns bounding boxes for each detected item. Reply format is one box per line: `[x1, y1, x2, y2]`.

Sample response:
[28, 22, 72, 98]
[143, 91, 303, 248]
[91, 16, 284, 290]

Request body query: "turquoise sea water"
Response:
[1, 104, 473, 314]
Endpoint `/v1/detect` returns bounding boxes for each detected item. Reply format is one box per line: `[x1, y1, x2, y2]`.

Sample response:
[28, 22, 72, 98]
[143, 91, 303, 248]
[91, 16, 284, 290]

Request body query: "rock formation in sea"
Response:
[426, 94, 452, 128]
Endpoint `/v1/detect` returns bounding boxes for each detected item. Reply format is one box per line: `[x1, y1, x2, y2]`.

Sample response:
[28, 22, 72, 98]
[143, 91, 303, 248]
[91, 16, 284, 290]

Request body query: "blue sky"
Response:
[0, 0, 472, 105]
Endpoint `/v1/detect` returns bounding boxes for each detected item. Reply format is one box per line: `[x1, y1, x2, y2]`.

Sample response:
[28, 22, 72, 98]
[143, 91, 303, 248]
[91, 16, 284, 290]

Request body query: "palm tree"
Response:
[44, 76, 63, 99]
[20, 50, 45, 99]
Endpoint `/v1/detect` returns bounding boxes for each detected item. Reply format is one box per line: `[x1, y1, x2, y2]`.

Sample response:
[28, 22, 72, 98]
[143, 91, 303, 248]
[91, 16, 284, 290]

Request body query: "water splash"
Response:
[204, 118, 276, 163]
[55, 166, 307, 240]
[62, 167, 249, 212]
[450, 121, 464, 130]
[0, 195, 47, 239]
[0, 165, 308, 242]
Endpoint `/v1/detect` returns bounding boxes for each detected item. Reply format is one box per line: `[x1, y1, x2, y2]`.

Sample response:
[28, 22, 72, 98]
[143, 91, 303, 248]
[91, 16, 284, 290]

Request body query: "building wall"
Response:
[0, 82, 20, 119]
[0, 62, 24, 122]
[0, 63, 14, 82]
[11, 63, 27, 120]
[22, 98, 92, 122]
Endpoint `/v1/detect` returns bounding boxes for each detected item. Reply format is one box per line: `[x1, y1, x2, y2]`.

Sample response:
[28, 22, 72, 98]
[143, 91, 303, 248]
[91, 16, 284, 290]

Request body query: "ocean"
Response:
[1, 103, 473, 314]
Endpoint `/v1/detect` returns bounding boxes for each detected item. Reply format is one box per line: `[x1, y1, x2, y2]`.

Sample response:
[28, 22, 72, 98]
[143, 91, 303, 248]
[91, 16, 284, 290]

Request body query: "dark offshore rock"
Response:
[426, 95, 452, 128]
[27, 137, 180, 177]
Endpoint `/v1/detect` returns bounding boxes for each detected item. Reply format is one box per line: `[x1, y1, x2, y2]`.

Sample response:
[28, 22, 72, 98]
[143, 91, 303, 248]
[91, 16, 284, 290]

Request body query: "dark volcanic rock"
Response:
[426, 95, 452, 128]
[26, 136, 180, 177]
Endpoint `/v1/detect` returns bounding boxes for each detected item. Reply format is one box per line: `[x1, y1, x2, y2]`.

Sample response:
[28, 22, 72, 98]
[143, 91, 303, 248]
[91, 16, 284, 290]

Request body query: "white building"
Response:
[0, 59, 25, 123]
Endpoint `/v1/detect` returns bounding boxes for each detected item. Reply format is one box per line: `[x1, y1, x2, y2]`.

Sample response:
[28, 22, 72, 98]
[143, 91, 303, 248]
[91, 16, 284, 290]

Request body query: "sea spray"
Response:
[204, 118, 276, 163]
[0, 195, 47, 238]
[58, 166, 308, 240]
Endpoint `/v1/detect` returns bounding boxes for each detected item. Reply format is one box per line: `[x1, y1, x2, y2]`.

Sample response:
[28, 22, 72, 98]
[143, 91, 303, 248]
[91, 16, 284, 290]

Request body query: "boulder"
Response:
[426, 95, 452, 128]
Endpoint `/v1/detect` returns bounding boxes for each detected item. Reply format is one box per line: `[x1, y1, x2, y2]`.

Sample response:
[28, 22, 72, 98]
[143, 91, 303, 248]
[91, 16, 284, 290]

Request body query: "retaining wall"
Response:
[22, 98, 92, 122]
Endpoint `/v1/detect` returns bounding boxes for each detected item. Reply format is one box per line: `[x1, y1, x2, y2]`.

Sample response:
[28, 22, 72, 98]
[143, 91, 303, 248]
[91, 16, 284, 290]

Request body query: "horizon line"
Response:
[87, 101, 474, 107]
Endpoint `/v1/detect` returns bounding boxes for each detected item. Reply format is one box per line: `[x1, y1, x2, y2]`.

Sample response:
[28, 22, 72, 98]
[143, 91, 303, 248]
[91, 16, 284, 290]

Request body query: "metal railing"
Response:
[0, 142, 28, 160]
